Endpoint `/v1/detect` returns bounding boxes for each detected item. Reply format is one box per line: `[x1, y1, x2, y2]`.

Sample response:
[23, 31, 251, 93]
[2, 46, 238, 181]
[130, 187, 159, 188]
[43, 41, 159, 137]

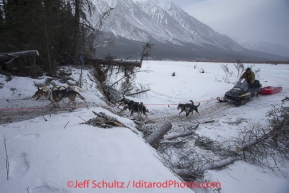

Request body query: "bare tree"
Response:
[220, 64, 233, 82]
[233, 59, 244, 76]
[140, 43, 153, 62]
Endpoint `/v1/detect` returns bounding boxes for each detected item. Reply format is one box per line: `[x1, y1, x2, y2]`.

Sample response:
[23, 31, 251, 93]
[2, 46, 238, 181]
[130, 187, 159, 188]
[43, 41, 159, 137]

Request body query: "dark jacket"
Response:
[240, 71, 255, 84]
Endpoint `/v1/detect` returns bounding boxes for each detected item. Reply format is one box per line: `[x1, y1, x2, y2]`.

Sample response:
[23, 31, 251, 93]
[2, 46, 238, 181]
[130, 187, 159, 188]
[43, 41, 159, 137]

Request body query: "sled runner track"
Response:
[197, 101, 233, 119]
[0, 99, 97, 124]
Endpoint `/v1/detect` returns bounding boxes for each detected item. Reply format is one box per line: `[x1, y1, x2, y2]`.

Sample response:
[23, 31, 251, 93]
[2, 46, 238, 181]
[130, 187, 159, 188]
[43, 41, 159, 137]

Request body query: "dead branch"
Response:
[4, 139, 9, 180]
[64, 121, 70, 129]
[125, 89, 151, 97]
[78, 116, 86, 121]
[281, 97, 289, 104]
[198, 120, 215, 124]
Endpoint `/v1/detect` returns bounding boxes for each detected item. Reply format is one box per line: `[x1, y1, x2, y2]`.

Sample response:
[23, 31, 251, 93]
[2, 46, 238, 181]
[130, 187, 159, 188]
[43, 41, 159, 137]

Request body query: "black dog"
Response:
[119, 97, 135, 111]
[129, 102, 149, 119]
[119, 97, 148, 118]
[177, 103, 191, 116]
[185, 100, 200, 117]
[177, 100, 200, 117]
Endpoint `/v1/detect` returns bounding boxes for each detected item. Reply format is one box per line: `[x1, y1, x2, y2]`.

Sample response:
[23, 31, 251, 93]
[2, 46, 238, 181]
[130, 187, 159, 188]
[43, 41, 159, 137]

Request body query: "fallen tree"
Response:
[86, 58, 142, 68]
[164, 124, 199, 140]
[90, 43, 153, 102]
[176, 157, 240, 179]
[236, 129, 277, 152]
[0, 50, 40, 79]
[0, 50, 39, 63]
[146, 121, 172, 146]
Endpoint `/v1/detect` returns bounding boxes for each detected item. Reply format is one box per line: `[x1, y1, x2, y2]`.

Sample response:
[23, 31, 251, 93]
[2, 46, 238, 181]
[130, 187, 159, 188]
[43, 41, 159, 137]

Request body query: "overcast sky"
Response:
[166, 0, 289, 49]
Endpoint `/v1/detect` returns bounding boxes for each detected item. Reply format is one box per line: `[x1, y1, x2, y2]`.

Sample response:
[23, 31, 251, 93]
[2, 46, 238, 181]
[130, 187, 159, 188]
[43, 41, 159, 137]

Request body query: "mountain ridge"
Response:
[236, 40, 289, 58]
[91, 0, 289, 61]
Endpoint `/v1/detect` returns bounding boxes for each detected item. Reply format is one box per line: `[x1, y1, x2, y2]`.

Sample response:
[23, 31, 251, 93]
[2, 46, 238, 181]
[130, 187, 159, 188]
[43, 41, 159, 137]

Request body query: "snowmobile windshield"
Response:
[234, 80, 248, 90]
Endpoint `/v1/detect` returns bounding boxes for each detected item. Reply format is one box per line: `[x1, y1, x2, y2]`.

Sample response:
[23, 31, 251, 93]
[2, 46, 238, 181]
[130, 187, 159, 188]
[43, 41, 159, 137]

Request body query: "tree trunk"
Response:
[198, 157, 240, 173]
[236, 130, 276, 152]
[164, 131, 194, 140]
[0, 50, 39, 62]
[164, 124, 199, 140]
[146, 121, 172, 146]
[176, 157, 240, 178]
[86, 58, 142, 67]
[41, 0, 52, 71]
[73, 0, 80, 66]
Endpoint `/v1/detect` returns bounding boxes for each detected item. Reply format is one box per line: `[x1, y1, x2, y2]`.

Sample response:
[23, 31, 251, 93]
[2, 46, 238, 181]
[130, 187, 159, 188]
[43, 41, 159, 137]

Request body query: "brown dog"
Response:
[32, 86, 85, 109]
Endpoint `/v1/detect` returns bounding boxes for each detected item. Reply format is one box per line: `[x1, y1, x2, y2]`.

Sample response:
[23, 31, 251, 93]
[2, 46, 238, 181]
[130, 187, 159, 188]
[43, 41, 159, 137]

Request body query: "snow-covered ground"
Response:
[0, 61, 289, 193]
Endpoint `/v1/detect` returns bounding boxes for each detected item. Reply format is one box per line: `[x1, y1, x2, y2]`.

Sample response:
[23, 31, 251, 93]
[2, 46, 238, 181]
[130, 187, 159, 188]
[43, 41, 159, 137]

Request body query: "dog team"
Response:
[118, 97, 149, 119]
[32, 85, 86, 109]
[117, 97, 200, 119]
[32, 84, 200, 119]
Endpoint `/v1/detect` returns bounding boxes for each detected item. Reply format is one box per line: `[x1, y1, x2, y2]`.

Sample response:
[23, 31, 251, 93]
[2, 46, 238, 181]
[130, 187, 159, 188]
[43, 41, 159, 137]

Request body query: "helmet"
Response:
[246, 68, 251, 72]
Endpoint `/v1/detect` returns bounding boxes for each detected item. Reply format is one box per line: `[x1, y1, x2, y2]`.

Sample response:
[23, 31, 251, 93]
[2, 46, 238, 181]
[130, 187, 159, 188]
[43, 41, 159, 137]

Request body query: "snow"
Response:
[1, 61, 289, 193]
[132, 0, 149, 3]
[1, 108, 188, 193]
[206, 161, 289, 193]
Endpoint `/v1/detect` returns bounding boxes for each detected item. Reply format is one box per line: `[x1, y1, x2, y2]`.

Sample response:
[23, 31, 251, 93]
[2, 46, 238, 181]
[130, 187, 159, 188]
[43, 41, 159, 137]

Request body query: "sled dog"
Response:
[32, 86, 85, 109]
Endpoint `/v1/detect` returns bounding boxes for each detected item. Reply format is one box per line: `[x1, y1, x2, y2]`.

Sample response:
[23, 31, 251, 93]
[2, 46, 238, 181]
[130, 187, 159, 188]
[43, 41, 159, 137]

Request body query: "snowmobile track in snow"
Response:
[0, 98, 96, 124]
[148, 100, 234, 123]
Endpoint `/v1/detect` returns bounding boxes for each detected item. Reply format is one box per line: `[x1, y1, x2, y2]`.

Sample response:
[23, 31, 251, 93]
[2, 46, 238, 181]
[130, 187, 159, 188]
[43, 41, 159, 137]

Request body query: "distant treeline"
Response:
[187, 60, 289, 64]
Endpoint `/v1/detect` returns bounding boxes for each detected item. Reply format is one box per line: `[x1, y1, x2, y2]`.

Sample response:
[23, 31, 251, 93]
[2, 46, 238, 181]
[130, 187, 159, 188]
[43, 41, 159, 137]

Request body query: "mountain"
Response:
[235, 40, 289, 58]
[90, 0, 289, 61]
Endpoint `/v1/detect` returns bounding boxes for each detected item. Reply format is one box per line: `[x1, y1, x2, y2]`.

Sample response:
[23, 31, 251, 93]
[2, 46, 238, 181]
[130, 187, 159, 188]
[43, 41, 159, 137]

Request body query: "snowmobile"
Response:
[217, 79, 262, 106]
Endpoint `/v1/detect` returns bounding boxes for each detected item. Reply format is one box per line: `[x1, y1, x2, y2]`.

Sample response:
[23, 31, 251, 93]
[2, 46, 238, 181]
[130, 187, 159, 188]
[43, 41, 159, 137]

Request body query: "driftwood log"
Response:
[176, 157, 240, 178]
[86, 58, 142, 67]
[164, 131, 194, 140]
[0, 50, 39, 63]
[197, 157, 240, 174]
[164, 124, 199, 140]
[146, 121, 172, 146]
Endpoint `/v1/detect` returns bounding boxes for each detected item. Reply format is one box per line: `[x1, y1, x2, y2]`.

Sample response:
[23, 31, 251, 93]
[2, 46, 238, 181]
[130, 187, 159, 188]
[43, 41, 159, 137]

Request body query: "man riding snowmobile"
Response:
[240, 68, 255, 88]
[240, 67, 262, 93]
[218, 68, 262, 106]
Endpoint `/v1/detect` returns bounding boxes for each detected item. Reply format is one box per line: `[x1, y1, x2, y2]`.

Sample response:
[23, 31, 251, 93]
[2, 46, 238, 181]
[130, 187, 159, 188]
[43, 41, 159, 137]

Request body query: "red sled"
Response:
[261, 86, 282, 94]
